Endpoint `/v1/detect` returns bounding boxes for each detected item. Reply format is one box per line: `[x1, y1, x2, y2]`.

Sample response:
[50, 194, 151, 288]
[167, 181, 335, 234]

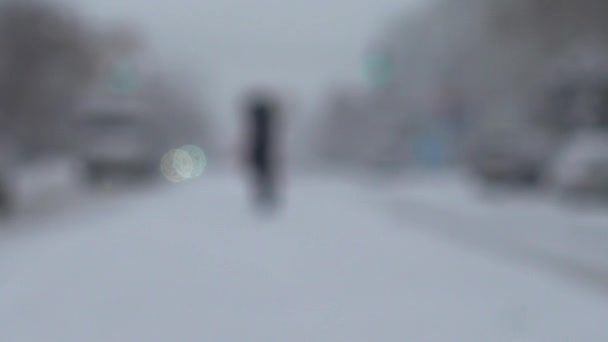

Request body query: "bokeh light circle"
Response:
[181, 145, 207, 178]
[161, 149, 185, 183]
[173, 149, 195, 179]
[160, 145, 207, 182]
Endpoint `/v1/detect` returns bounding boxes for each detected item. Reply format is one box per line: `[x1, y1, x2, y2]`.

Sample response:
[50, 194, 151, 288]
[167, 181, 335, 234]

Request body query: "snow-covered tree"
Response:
[0, 0, 97, 157]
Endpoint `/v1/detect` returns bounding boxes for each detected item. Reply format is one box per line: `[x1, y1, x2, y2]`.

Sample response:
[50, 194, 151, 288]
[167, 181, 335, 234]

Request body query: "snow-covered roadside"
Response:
[2, 173, 608, 341]
[0, 158, 164, 236]
[382, 173, 608, 289]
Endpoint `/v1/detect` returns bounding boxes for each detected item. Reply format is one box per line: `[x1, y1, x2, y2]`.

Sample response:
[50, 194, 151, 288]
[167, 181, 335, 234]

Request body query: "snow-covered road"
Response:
[1, 172, 608, 341]
[384, 174, 608, 292]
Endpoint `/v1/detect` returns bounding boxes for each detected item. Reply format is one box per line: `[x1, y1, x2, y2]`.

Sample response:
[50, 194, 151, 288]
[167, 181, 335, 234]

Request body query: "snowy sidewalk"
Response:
[1, 174, 608, 341]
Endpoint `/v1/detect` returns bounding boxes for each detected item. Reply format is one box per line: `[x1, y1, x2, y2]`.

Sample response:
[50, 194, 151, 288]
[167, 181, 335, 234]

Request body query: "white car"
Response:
[550, 130, 608, 198]
[74, 100, 163, 186]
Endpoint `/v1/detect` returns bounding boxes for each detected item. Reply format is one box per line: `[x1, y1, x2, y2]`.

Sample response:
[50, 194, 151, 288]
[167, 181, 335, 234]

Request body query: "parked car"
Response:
[549, 130, 608, 199]
[73, 99, 163, 186]
[468, 123, 555, 187]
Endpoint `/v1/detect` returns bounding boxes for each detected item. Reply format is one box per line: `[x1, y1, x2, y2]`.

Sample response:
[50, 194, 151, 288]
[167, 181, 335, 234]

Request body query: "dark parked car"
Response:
[468, 123, 555, 187]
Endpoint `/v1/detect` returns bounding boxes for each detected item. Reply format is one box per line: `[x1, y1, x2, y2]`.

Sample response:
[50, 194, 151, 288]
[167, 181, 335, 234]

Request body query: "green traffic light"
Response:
[365, 53, 393, 87]
[107, 61, 137, 94]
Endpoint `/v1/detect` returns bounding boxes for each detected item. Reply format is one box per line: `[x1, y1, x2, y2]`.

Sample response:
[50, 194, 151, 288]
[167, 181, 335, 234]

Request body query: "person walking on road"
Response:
[241, 90, 283, 211]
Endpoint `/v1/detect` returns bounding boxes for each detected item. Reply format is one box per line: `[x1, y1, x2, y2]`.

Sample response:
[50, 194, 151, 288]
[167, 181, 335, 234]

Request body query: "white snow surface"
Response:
[384, 173, 608, 270]
[1, 172, 608, 341]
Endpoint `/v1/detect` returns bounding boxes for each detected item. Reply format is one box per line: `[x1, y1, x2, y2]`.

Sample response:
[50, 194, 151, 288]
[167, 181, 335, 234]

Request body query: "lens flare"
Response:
[161, 149, 185, 183]
[181, 145, 207, 178]
[160, 145, 207, 182]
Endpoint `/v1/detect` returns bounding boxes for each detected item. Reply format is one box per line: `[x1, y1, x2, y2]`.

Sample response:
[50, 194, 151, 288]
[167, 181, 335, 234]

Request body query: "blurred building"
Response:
[536, 42, 608, 133]
[360, 0, 608, 172]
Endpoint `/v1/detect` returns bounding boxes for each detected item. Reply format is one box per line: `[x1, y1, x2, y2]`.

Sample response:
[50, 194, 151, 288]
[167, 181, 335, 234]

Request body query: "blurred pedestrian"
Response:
[241, 90, 283, 211]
